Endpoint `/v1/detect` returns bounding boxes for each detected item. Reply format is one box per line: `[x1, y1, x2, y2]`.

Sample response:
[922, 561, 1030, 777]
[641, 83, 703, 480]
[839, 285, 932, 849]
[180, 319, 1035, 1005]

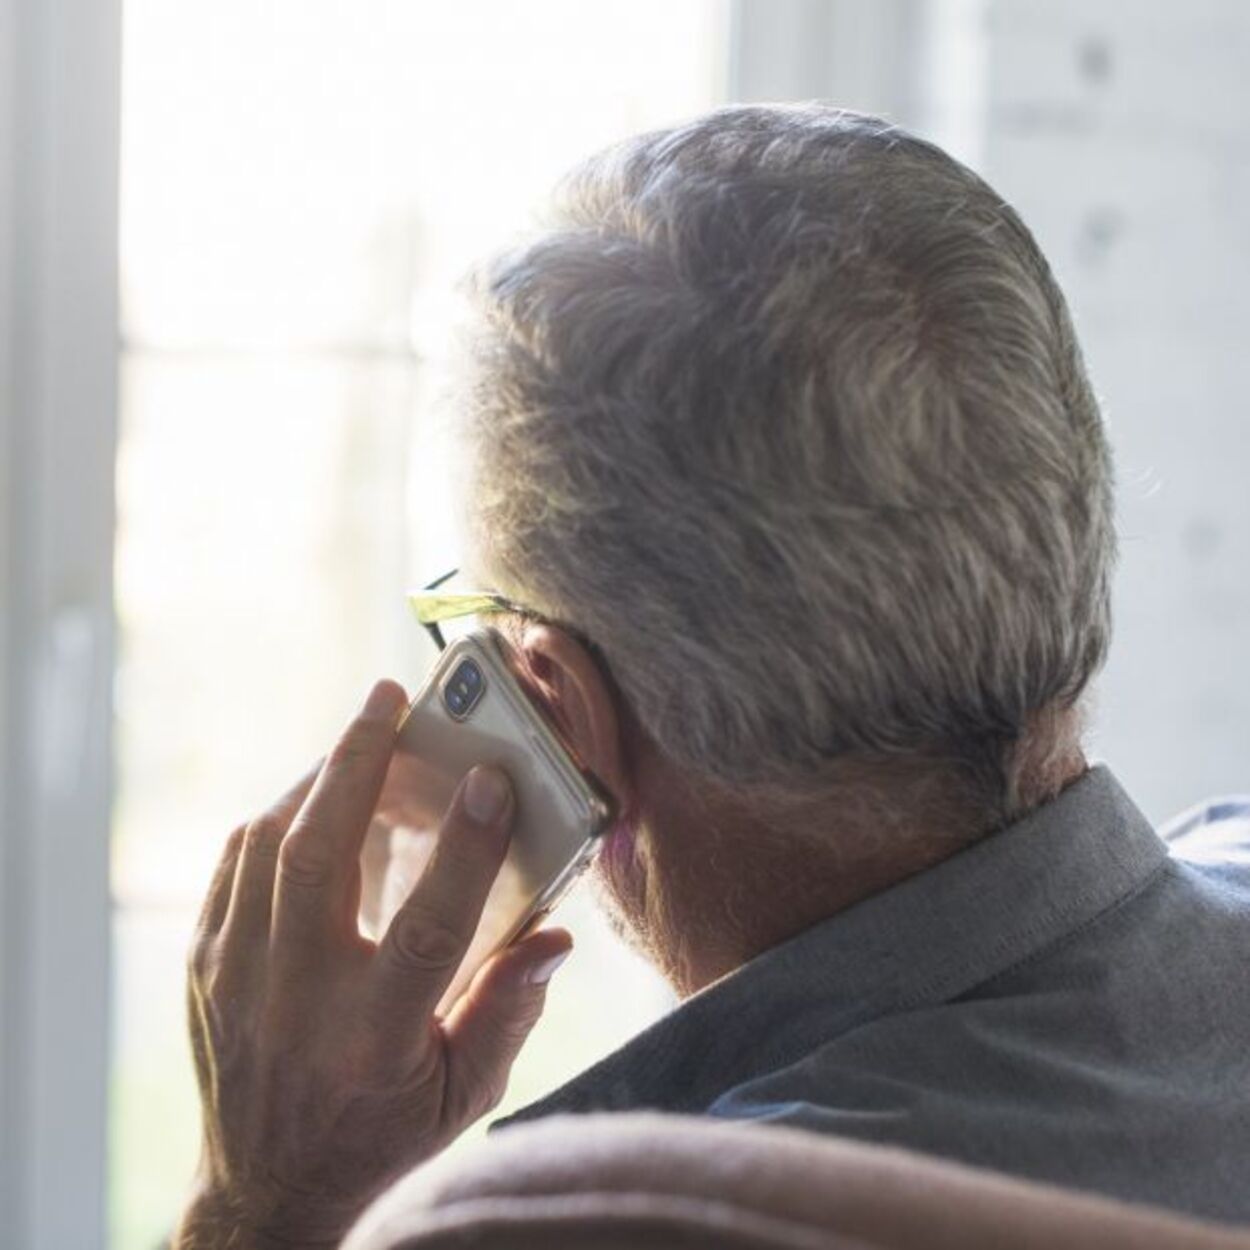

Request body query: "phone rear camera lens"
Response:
[444, 659, 484, 718]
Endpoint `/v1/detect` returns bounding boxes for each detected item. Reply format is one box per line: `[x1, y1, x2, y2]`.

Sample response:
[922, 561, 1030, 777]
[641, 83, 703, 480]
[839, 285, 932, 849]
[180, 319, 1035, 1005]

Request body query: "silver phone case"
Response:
[361, 630, 614, 1013]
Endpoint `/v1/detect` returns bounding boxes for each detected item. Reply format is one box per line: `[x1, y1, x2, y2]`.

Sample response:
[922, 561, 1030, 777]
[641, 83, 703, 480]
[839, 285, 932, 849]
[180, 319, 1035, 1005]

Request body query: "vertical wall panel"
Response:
[0, 0, 120, 1245]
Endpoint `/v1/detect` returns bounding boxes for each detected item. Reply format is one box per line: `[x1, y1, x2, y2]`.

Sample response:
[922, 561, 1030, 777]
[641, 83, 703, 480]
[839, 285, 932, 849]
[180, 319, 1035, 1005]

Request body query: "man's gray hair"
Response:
[462, 104, 1116, 816]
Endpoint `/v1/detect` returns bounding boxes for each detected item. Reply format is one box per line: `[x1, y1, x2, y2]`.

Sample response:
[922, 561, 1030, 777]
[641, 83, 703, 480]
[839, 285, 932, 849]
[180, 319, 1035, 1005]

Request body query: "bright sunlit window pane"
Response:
[113, 3, 725, 1245]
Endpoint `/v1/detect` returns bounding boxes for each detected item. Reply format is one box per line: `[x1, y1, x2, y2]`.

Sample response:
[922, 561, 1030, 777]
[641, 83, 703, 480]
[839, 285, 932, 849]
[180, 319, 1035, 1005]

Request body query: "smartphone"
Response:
[360, 629, 614, 1014]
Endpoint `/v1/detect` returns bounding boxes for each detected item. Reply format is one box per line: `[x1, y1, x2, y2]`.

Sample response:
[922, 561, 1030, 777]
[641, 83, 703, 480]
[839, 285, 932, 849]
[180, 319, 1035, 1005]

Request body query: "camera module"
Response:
[443, 658, 485, 719]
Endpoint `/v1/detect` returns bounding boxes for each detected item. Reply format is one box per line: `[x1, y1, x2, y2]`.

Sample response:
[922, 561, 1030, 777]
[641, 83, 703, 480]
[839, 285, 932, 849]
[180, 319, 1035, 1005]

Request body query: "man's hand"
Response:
[175, 680, 574, 1248]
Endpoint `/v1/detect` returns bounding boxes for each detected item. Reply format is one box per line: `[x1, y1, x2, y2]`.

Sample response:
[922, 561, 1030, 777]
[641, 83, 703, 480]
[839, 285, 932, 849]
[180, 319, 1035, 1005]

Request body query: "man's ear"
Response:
[517, 623, 631, 804]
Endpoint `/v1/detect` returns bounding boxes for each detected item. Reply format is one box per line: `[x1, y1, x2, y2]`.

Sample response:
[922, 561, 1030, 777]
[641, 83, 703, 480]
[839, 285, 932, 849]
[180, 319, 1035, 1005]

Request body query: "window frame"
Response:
[0, 0, 120, 1246]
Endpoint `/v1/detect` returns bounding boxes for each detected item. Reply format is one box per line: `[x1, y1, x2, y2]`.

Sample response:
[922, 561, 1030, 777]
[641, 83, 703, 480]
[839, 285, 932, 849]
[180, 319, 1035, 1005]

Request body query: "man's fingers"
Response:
[373, 766, 514, 1024]
[197, 825, 246, 937]
[272, 680, 407, 950]
[441, 927, 573, 1123]
[222, 762, 321, 950]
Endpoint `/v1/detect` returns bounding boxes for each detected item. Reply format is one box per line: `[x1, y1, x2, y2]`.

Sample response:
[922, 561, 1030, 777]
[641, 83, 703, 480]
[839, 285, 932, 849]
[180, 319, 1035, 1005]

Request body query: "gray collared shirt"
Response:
[496, 765, 1250, 1223]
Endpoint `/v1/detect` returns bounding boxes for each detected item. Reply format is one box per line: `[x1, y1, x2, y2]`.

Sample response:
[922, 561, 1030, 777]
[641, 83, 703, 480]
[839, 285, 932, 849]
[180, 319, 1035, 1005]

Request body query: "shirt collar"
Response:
[494, 764, 1169, 1130]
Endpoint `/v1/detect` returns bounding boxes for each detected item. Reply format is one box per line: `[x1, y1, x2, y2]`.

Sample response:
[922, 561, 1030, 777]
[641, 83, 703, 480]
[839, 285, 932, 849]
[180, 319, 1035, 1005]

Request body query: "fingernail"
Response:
[527, 949, 571, 986]
[361, 680, 404, 723]
[463, 766, 511, 825]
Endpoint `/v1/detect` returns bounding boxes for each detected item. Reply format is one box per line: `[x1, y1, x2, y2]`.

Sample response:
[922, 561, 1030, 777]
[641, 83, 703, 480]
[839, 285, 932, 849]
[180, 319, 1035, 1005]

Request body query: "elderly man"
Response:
[175, 106, 1250, 1247]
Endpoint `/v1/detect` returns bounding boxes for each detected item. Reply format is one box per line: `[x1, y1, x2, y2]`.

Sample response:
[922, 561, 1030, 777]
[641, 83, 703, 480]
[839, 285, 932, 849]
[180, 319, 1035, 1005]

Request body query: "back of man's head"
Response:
[461, 104, 1116, 822]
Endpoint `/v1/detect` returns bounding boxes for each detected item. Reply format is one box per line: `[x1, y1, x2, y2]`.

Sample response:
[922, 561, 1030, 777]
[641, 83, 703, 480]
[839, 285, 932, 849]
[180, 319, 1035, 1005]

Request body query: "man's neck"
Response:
[609, 740, 1089, 999]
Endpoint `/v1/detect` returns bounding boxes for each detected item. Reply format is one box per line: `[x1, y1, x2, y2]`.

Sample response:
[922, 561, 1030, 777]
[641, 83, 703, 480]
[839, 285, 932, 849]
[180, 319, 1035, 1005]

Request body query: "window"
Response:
[112, 5, 726, 1244]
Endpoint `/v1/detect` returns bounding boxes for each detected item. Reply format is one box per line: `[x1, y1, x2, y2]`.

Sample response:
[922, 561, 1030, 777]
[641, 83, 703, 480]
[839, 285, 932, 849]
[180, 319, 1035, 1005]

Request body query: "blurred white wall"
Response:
[977, 0, 1250, 821]
[733, 0, 1250, 823]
